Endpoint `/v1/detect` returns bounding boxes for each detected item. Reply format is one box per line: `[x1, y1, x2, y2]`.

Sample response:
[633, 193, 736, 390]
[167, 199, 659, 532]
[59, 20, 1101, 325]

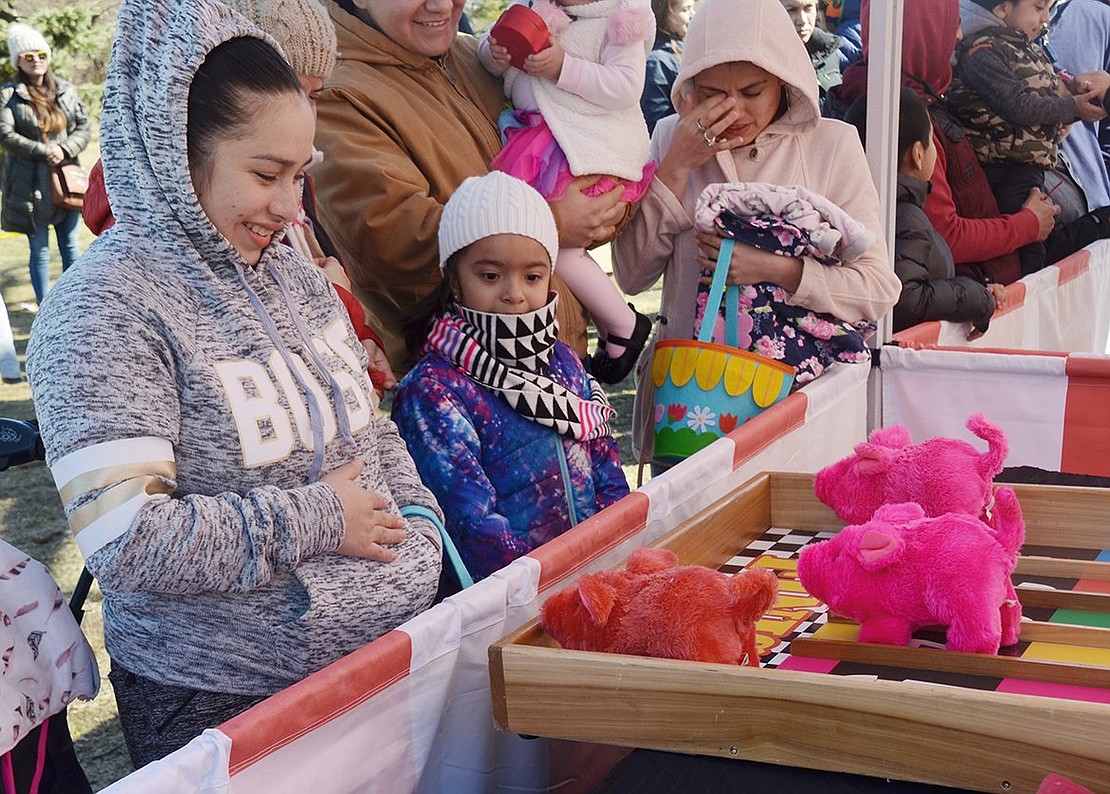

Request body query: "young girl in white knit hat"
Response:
[479, 0, 657, 384]
[393, 171, 630, 584]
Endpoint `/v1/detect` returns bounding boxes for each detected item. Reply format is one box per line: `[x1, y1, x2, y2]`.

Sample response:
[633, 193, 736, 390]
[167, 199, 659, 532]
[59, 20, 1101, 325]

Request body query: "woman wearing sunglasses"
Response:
[0, 23, 90, 306]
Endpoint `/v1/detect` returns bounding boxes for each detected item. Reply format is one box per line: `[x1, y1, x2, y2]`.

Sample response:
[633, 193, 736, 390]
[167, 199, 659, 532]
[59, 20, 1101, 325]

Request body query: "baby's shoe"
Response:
[589, 305, 652, 384]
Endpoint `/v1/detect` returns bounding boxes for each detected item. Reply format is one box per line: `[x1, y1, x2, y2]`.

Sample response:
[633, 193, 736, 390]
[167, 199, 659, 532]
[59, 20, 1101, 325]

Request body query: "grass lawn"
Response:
[0, 175, 658, 788]
[0, 228, 134, 789]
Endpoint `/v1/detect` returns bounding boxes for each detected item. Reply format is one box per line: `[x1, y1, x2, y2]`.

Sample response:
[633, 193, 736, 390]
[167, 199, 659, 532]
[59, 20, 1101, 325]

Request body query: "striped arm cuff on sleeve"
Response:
[50, 437, 177, 559]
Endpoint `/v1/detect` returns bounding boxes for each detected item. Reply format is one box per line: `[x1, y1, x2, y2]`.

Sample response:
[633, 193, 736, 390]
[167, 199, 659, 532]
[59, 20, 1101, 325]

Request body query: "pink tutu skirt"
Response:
[491, 110, 655, 202]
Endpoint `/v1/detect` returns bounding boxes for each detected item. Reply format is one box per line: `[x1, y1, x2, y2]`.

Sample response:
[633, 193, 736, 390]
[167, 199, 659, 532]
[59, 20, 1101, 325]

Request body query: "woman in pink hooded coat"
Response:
[611, 0, 900, 464]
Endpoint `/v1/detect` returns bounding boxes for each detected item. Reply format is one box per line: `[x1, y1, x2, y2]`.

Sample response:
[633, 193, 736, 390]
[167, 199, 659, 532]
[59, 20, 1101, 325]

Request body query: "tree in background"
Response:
[465, 0, 509, 33]
[2, 1, 116, 117]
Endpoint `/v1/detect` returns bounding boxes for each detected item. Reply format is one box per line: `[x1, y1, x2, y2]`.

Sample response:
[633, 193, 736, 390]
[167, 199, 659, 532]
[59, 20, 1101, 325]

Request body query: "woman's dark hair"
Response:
[651, 0, 671, 33]
[651, 0, 681, 37]
[187, 37, 304, 180]
[17, 70, 66, 134]
[843, 86, 932, 162]
[401, 249, 467, 360]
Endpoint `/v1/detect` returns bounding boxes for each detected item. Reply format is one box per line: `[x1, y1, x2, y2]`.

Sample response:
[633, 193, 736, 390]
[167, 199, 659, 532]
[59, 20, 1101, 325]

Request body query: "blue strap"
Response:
[697, 238, 738, 345]
[400, 505, 475, 589]
[725, 277, 740, 348]
[553, 435, 581, 528]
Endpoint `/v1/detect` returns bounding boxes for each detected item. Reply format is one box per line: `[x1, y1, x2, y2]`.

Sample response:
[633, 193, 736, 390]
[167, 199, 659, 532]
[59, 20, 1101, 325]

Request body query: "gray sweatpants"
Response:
[108, 662, 267, 769]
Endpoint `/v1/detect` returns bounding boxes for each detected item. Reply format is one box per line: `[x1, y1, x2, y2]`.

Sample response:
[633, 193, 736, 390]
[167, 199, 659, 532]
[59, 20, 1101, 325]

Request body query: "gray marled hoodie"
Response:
[25, 0, 442, 696]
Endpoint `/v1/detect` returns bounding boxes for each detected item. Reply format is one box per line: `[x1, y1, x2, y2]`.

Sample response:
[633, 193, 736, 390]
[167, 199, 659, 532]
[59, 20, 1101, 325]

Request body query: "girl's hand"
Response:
[1074, 89, 1108, 122]
[323, 459, 407, 562]
[361, 338, 397, 391]
[487, 36, 512, 70]
[314, 256, 351, 290]
[524, 42, 565, 81]
[695, 232, 803, 293]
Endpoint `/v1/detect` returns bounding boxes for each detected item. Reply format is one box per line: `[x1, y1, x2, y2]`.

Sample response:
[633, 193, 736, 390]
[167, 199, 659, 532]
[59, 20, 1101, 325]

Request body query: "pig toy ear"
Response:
[854, 529, 905, 570]
[578, 578, 617, 625]
[852, 443, 888, 475]
[868, 424, 912, 448]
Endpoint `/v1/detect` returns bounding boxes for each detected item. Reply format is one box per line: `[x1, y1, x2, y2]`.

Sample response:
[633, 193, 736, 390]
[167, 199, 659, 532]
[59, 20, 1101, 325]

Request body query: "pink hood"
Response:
[671, 0, 821, 137]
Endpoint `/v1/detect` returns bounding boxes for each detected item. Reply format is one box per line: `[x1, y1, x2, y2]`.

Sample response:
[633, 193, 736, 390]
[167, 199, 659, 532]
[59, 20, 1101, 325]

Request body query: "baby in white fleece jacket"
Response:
[480, 0, 657, 384]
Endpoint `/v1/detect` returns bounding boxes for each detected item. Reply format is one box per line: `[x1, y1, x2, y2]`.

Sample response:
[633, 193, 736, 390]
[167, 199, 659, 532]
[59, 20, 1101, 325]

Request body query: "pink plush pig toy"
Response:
[814, 413, 1008, 525]
[797, 488, 1025, 654]
[540, 547, 779, 666]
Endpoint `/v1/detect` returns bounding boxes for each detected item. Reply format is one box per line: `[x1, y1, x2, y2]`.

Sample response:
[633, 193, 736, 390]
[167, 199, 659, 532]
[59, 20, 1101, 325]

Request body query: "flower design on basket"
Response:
[654, 403, 665, 425]
[667, 404, 686, 423]
[686, 406, 717, 434]
[719, 413, 739, 434]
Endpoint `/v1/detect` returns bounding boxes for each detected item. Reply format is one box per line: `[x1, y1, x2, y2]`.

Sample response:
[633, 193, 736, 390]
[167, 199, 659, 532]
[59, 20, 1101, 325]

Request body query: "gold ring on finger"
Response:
[695, 118, 708, 133]
[703, 129, 718, 147]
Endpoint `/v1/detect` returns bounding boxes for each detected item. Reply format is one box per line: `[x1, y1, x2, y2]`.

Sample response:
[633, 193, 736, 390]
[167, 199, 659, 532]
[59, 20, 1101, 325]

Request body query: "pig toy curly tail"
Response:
[967, 413, 1009, 481]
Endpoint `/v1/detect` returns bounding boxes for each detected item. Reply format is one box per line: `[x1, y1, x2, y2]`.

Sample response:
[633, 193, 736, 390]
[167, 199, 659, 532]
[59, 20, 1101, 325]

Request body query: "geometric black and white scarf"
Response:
[425, 296, 615, 441]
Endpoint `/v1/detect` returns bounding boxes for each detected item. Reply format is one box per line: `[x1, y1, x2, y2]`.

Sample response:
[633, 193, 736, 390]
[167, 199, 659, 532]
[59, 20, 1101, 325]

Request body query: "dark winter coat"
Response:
[894, 173, 997, 332]
[393, 341, 629, 581]
[641, 33, 682, 134]
[0, 76, 90, 235]
[807, 27, 845, 113]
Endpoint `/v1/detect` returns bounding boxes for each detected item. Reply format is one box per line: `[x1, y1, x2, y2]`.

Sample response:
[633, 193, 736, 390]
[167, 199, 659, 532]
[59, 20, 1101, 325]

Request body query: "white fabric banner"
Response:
[881, 347, 1069, 472]
[913, 240, 1110, 352]
[104, 360, 871, 793]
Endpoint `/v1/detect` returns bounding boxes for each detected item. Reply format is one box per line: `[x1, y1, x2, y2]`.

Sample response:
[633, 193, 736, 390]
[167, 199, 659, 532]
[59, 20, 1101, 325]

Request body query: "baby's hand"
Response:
[524, 42, 564, 81]
[487, 36, 512, 70]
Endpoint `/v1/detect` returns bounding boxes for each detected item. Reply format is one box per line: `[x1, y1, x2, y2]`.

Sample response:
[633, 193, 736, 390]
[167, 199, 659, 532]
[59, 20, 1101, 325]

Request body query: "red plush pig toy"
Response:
[814, 414, 1009, 525]
[797, 487, 1025, 654]
[540, 547, 778, 666]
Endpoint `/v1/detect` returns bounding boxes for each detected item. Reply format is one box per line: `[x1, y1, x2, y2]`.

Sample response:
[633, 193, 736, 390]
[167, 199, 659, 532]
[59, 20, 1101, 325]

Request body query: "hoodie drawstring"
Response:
[234, 263, 352, 483]
[268, 262, 356, 447]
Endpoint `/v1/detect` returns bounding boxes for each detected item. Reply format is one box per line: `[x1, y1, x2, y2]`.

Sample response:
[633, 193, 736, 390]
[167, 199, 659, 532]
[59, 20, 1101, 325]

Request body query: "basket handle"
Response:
[697, 237, 738, 345]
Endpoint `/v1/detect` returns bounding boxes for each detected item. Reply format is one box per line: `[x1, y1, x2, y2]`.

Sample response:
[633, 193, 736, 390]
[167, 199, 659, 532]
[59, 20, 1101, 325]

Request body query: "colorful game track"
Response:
[731, 527, 1110, 704]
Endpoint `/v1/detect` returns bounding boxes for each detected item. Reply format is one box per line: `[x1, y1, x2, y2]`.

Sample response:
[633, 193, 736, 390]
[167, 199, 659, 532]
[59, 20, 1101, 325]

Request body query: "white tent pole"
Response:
[864, 0, 904, 434]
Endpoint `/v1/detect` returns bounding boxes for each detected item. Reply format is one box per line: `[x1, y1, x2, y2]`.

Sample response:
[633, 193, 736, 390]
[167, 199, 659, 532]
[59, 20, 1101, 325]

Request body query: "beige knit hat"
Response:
[439, 172, 560, 271]
[221, 0, 337, 80]
[6, 23, 51, 69]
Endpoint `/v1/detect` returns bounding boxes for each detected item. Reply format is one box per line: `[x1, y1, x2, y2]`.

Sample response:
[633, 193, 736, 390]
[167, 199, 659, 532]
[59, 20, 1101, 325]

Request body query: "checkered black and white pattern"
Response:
[721, 526, 839, 668]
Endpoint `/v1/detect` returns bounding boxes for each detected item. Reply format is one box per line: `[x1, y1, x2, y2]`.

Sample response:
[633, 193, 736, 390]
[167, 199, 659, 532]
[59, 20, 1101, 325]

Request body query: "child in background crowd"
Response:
[480, 0, 656, 384]
[948, 0, 1109, 275]
[854, 88, 1005, 335]
[393, 172, 629, 582]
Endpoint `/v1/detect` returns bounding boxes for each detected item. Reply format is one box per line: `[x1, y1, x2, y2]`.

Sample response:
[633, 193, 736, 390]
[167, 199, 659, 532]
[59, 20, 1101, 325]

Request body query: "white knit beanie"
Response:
[6, 23, 51, 69]
[439, 172, 560, 271]
[221, 0, 337, 80]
